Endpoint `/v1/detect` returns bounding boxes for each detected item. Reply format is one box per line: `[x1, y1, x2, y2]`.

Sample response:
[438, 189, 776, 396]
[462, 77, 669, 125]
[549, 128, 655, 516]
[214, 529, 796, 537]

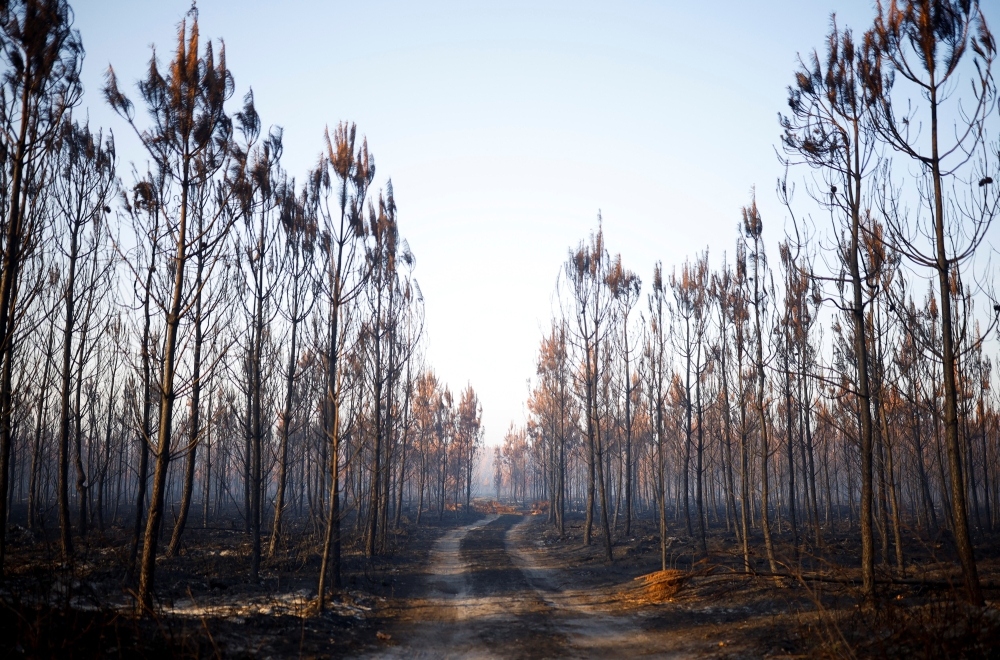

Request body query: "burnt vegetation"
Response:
[495, 1, 1000, 657]
[0, 1, 486, 657]
[0, 0, 999, 658]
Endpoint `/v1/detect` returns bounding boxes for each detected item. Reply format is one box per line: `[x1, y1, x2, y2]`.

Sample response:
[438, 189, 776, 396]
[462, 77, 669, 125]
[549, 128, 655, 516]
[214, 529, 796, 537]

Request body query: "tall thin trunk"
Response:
[882, 411, 905, 575]
[695, 342, 707, 554]
[800, 370, 821, 548]
[623, 325, 633, 537]
[750, 242, 778, 574]
[72, 288, 94, 539]
[249, 214, 266, 579]
[394, 365, 411, 529]
[270, 281, 301, 556]
[927, 76, 982, 604]
[128, 243, 156, 576]
[584, 332, 596, 547]
[735, 310, 752, 572]
[0, 85, 35, 574]
[782, 343, 798, 560]
[683, 319, 693, 538]
[167, 242, 204, 558]
[28, 315, 56, 529]
[366, 293, 384, 557]
[317, 173, 352, 609]
[846, 122, 876, 600]
[202, 390, 213, 529]
[654, 342, 667, 571]
[718, 316, 740, 548]
[137, 161, 191, 612]
[57, 221, 81, 560]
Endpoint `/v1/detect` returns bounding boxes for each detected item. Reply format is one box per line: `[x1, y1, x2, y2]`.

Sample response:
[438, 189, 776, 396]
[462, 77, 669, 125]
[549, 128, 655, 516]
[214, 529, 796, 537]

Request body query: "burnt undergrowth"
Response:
[0, 507, 483, 659]
[523, 511, 1000, 659]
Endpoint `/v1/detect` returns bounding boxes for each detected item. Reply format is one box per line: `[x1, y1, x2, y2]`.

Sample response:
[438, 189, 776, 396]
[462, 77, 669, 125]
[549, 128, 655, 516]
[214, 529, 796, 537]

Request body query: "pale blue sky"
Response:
[74, 1, 1000, 444]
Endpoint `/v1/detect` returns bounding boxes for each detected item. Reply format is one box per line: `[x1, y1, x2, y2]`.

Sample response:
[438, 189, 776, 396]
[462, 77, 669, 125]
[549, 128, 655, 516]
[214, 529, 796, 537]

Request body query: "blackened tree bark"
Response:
[0, 0, 82, 574]
[872, 0, 996, 606]
[742, 196, 779, 574]
[51, 119, 115, 558]
[780, 20, 881, 598]
[315, 123, 373, 609]
[269, 182, 315, 557]
[105, 8, 235, 611]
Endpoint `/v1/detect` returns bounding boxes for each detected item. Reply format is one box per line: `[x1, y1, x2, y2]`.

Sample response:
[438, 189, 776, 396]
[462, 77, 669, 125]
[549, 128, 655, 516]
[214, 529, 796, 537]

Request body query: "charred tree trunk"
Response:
[269, 288, 300, 556]
[57, 218, 82, 560]
[167, 238, 205, 558]
[28, 314, 56, 529]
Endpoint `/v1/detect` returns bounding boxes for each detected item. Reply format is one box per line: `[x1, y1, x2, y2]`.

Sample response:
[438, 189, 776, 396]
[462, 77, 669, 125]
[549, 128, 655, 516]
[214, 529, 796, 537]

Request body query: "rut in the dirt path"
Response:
[362, 514, 695, 660]
[504, 516, 693, 660]
[361, 514, 565, 660]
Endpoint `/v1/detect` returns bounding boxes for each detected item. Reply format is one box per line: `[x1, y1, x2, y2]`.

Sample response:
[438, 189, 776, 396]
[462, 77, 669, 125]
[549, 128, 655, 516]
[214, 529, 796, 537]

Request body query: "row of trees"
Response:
[507, 0, 999, 606]
[0, 0, 483, 612]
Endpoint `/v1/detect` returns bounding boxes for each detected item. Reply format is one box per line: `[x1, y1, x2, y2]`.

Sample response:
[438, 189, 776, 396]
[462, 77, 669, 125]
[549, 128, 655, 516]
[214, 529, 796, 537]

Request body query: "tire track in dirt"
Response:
[358, 514, 496, 659]
[362, 514, 567, 659]
[507, 516, 694, 659]
[364, 514, 694, 659]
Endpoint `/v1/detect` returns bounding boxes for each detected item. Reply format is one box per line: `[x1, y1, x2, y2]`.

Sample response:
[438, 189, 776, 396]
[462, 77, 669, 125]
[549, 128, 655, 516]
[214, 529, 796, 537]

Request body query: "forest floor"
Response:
[0, 509, 460, 658]
[350, 511, 1000, 659]
[3, 506, 1000, 658]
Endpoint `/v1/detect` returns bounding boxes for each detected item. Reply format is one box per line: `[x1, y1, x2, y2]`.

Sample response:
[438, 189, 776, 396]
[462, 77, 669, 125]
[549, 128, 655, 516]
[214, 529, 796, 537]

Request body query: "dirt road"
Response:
[362, 514, 697, 659]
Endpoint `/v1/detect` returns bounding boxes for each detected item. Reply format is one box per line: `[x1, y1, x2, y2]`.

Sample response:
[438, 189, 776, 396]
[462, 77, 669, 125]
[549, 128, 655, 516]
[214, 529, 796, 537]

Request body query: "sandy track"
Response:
[363, 514, 694, 659]
[506, 516, 693, 659]
[359, 514, 512, 659]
